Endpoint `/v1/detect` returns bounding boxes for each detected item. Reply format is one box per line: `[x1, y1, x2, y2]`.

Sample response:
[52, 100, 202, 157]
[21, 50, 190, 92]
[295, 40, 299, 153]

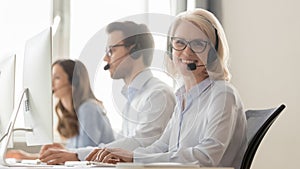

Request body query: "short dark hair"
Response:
[106, 21, 154, 67]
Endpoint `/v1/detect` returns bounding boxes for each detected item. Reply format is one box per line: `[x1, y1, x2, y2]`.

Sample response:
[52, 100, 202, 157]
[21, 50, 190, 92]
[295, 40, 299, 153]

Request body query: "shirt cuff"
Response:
[69, 147, 97, 161]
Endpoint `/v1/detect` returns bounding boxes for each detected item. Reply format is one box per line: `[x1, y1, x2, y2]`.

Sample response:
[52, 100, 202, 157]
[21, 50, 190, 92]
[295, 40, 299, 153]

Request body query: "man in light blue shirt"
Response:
[39, 21, 176, 165]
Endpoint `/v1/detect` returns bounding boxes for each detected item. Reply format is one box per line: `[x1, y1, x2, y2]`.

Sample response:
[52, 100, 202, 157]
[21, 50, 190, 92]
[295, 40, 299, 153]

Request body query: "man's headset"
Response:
[128, 35, 142, 60]
[104, 36, 143, 70]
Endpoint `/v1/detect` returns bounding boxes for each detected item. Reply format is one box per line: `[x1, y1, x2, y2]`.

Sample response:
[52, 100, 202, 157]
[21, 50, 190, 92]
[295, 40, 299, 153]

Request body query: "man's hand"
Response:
[85, 148, 102, 161]
[87, 148, 133, 164]
[39, 148, 79, 165]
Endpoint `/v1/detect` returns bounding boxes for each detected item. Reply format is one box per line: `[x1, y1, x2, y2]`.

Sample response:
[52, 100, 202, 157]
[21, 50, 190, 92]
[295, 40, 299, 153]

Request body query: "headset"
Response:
[167, 20, 219, 67]
[103, 35, 145, 71]
[72, 61, 83, 88]
[207, 28, 219, 65]
[73, 75, 80, 88]
[128, 35, 142, 60]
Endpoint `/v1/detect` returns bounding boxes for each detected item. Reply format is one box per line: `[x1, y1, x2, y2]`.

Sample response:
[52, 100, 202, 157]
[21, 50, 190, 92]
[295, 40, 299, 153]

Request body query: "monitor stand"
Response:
[0, 89, 33, 166]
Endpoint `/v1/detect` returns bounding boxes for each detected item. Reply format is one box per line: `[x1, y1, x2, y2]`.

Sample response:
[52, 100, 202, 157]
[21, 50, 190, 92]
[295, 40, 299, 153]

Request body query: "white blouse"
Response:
[134, 78, 247, 169]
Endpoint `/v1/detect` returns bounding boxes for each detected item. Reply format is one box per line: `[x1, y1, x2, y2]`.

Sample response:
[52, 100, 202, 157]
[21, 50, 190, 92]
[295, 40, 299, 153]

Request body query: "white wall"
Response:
[0, 0, 52, 141]
[222, 0, 300, 168]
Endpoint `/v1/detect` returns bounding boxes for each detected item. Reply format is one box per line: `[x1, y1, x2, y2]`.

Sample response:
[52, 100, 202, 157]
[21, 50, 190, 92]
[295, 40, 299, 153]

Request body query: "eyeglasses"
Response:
[170, 37, 208, 53]
[105, 43, 127, 57]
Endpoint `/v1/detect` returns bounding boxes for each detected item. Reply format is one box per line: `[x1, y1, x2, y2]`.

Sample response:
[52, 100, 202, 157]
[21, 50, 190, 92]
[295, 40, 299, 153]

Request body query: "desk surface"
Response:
[0, 167, 107, 169]
[0, 166, 233, 169]
[1, 162, 233, 169]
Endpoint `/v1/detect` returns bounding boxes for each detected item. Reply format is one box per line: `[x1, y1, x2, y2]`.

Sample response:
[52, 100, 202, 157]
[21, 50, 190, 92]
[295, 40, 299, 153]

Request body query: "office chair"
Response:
[240, 104, 286, 169]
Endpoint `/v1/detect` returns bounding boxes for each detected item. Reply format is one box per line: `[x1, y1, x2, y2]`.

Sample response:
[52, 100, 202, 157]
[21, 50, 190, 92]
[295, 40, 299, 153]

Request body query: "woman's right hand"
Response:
[6, 149, 38, 160]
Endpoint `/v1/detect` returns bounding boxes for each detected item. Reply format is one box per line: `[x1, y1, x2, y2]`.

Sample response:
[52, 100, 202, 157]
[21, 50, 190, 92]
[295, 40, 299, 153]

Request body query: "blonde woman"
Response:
[87, 9, 247, 169]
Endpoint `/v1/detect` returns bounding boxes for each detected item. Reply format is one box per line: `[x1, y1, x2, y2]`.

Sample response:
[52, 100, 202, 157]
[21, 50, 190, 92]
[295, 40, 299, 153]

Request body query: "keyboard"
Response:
[5, 158, 53, 167]
[64, 160, 116, 167]
[116, 163, 200, 168]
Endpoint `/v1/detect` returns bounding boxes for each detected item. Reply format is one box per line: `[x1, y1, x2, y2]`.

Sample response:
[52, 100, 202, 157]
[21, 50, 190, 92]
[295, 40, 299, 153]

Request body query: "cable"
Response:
[0, 88, 33, 143]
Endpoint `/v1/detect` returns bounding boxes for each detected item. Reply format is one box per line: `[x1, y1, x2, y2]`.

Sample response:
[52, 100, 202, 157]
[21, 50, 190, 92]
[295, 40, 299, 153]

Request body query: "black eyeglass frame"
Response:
[170, 37, 209, 54]
[105, 43, 127, 57]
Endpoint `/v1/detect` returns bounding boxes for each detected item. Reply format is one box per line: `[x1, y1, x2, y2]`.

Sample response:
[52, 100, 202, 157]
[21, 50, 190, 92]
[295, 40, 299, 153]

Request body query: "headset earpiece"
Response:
[167, 41, 173, 60]
[129, 34, 142, 60]
[129, 43, 140, 59]
[72, 66, 80, 88]
[72, 75, 80, 88]
[207, 48, 217, 65]
[207, 28, 219, 65]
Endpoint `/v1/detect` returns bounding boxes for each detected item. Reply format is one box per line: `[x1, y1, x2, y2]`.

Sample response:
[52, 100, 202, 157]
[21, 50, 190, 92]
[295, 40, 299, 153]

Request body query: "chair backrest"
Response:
[240, 104, 286, 169]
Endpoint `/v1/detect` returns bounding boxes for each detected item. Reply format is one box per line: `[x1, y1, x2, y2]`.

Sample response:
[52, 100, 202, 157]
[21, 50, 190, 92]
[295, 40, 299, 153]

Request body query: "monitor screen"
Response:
[0, 55, 15, 138]
[23, 27, 53, 146]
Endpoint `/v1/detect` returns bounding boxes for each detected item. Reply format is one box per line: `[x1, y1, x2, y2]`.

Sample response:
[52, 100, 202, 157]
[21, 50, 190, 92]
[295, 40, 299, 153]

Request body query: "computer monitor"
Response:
[0, 27, 53, 166]
[0, 55, 15, 144]
[0, 28, 53, 166]
[0, 81, 25, 166]
[23, 27, 53, 146]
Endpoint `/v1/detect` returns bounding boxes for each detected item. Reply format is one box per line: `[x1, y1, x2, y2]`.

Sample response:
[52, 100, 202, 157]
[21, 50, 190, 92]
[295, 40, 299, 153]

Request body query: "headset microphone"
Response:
[103, 64, 110, 70]
[52, 84, 70, 94]
[187, 63, 205, 71]
[103, 54, 129, 71]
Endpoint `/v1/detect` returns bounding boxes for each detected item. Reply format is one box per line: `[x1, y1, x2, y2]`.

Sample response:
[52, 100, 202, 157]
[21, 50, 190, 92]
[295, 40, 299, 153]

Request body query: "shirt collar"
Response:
[175, 78, 213, 101]
[121, 68, 153, 100]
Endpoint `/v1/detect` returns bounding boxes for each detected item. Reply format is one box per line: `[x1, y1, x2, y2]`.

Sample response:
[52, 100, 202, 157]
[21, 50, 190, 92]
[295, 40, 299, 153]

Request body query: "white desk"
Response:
[1, 166, 112, 169]
[116, 163, 233, 169]
[0, 167, 233, 169]
[0, 165, 233, 169]
[0, 162, 234, 169]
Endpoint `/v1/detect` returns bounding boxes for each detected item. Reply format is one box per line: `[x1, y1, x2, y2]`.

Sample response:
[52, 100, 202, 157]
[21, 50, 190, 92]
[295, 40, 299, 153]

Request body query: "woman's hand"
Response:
[6, 149, 38, 160]
[39, 148, 79, 165]
[39, 142, 65, 155]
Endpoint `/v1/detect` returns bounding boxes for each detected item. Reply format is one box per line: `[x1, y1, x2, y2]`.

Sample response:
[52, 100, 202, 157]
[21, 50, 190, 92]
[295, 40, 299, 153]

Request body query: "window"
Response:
[1, 0, 175, 140]
[0, 0, 51, 142]
[70, 0, 172, 132]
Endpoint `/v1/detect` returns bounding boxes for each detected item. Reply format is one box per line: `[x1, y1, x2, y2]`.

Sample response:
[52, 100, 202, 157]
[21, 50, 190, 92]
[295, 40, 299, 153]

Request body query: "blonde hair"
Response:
[166, 8, 231, 81]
